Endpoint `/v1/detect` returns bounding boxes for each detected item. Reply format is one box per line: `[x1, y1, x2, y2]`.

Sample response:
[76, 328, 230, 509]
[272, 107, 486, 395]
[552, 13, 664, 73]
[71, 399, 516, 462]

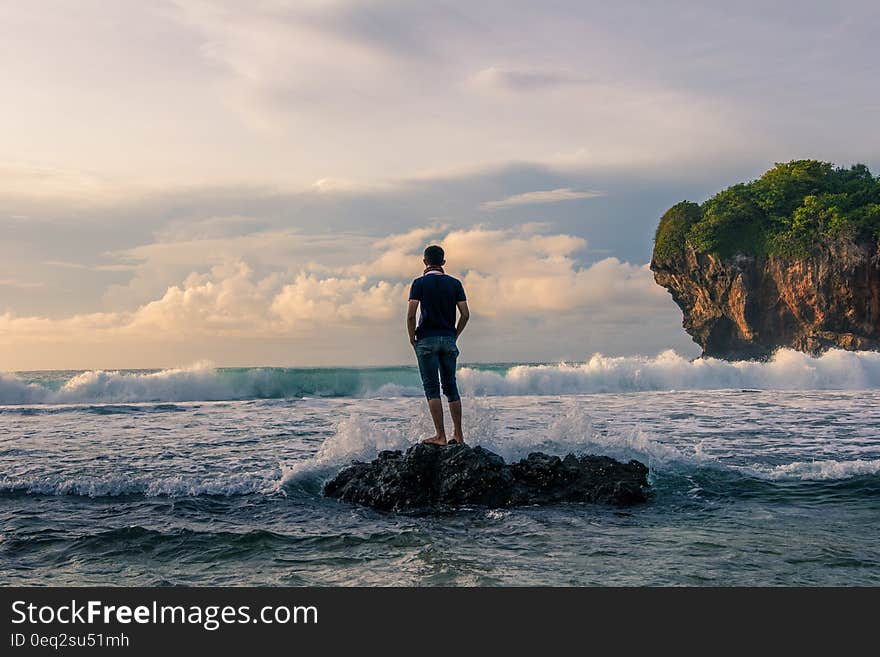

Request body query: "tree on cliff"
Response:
[654, 160, 880, 260]
[651, 160, 880, 360]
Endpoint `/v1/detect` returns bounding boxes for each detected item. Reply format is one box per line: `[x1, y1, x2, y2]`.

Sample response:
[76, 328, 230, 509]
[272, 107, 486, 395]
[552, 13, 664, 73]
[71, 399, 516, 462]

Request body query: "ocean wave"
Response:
[4, 349, 880, 405]
[546, 407, 880, 483]
[4, 417, 876, 502]
[0, 362, 428, 405]
[754, 458, 880, 481]
[280, 397, 504, 489]
[458, 348, 880, 395]
[280, 413, 424, 490]
[279, 401, 879, 495]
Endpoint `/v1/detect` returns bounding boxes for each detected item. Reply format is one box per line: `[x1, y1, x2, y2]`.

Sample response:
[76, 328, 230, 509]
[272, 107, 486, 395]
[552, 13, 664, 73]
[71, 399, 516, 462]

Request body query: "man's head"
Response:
[423, 245, 445, 267]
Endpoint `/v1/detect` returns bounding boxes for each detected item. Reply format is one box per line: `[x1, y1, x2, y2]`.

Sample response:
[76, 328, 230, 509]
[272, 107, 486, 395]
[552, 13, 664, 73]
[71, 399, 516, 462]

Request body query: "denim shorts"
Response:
[414, 335, 460, 402]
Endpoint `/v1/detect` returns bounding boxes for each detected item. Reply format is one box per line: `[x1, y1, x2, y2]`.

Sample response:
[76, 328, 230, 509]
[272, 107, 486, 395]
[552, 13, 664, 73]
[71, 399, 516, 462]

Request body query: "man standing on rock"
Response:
[407, 245, 470, 445]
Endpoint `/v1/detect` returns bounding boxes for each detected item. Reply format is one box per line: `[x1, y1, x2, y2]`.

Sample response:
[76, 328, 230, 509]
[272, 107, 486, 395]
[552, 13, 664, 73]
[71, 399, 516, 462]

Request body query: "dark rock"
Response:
[323, 443, 649, 511]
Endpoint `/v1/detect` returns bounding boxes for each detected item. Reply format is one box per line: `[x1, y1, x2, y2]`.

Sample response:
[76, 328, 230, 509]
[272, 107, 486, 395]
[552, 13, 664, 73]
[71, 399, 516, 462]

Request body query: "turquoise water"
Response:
[2, 358, 880, 585]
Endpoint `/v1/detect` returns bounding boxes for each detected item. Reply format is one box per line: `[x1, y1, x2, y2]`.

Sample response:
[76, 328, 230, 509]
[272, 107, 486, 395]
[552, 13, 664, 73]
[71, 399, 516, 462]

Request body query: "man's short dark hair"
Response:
[424, 245, 445, 265]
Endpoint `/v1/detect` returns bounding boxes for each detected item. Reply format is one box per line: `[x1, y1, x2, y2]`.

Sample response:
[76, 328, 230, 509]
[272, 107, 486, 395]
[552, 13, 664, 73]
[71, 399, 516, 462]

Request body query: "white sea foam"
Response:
[280, 413, 427, 487]
[0, 373, 50, 404]
[459, 349, 880, 395]
[368, 383, 423, 397]
[57, 362, 238, 403]
[280, 399, 880, 489]
[0, 362, 237, 405]
[4, 393, 875, 499]
[756, 458, 880, 481]
[4, 349, 880, 405]
[279, 399, 705, 487]
[540, 403, 704, 469]
[280, 398, 502, 487]
[0, 472, 279, 497]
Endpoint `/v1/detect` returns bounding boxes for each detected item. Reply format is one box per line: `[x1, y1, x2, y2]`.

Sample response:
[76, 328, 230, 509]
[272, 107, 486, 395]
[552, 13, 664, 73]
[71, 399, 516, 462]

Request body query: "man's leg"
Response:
[415, 339, 446, 445]
[438, 338, 464, 444]
[449, 399, 464, 444]
[426, 397, 446, 444]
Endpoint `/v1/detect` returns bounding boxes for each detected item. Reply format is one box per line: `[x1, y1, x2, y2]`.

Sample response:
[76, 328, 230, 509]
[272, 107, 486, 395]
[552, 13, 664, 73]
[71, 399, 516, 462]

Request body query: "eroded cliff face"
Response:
[650, 239, 880, 360]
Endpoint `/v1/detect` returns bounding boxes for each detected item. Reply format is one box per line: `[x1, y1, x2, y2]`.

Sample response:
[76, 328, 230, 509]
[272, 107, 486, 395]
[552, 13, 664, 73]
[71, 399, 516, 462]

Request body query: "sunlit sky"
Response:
[2, 0, 878, 370]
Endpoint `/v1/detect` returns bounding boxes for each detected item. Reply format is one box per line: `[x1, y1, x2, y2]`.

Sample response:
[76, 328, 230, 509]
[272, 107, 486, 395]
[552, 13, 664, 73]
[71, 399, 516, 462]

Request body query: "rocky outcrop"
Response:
[322, 443, 649, 511]
[651, 239, 880, 360]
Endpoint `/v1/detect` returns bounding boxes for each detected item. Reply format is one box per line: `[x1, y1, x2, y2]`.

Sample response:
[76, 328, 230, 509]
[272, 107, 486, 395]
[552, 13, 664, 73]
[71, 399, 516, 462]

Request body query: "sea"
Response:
[2, 348, 879, 586]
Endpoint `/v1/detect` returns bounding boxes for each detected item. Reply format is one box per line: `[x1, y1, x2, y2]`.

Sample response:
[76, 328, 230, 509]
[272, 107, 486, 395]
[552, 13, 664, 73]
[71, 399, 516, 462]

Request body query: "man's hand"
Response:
[407, 299, 419, 347]
[455, 300, 470, 338]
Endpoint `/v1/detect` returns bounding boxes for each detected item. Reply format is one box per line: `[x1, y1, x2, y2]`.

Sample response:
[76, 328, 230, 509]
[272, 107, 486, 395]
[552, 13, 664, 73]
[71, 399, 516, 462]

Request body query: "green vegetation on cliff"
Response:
[654, 160, 880, 259]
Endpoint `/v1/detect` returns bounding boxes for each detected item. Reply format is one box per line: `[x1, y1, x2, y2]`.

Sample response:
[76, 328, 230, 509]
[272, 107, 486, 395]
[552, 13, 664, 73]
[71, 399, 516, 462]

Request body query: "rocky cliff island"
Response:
[651, 160, 880, 360]
[323, 443, 649, 511]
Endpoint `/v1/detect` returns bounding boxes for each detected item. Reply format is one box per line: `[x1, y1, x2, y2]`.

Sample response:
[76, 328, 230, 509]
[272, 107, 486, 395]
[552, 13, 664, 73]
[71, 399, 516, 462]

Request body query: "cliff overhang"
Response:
[651, 239, 880, 360]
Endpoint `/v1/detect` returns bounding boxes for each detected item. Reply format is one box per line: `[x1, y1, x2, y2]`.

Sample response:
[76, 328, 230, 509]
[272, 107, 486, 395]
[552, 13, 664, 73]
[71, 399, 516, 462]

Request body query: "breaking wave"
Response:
[459, 348, 880, 395]
[0, 362, 423, 405]
[3, 348, 880, 405]
[280, 401, 880, 494]
[3, 398, 876, 501]
[753, 458, 880, 481]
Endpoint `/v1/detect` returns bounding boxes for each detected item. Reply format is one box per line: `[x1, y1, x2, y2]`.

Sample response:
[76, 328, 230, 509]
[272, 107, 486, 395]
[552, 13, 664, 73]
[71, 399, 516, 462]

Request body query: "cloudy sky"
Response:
[1, 0, 878, 369]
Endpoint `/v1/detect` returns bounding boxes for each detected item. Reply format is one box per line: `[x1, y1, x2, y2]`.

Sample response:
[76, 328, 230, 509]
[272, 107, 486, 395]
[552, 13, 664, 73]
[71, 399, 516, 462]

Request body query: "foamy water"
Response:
[4, 348, 880, 406]
[2, 378, 879, 585]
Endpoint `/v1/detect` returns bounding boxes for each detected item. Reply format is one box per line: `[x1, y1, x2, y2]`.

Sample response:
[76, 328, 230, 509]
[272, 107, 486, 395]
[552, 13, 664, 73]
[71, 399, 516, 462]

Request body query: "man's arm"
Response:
[407, 299, 420, 346]
[455, 300, 470, 338]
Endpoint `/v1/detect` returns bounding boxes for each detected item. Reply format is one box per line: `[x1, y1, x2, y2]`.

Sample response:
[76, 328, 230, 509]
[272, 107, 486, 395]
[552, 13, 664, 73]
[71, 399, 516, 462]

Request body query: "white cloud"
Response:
[3, 1, 876, 368]
[2, 1, 877, 197]
[271, 275, 406, 324]
[481, 188, 604, 210]
[128, 261, 280, 336]
[100, 229, 373, 311]
[0, 223, 690, 368]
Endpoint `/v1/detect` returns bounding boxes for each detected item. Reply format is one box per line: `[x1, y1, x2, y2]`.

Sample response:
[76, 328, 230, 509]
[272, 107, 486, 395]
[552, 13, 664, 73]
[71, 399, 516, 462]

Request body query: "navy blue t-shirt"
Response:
[409, 273, 467, 339]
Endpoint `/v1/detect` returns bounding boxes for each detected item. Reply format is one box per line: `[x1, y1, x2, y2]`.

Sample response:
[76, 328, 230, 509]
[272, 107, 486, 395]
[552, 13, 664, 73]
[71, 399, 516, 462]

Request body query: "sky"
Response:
[1, 0, 878, 370]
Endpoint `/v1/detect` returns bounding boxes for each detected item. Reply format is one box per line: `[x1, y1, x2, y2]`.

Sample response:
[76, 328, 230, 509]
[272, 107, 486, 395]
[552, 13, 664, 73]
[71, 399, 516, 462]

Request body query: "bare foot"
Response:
[447, 435, 466, 445]
[421, 435, 448, 446]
